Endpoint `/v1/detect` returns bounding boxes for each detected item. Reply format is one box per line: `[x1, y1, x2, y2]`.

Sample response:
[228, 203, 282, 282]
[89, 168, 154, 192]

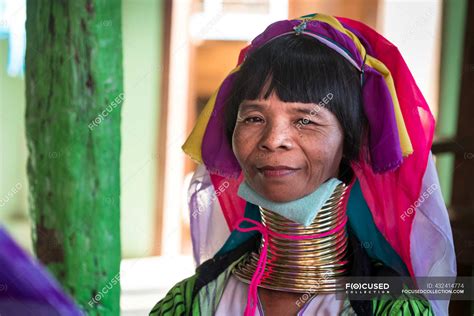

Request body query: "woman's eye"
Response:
[296, 118, 314, 125]
[244, 117, 264, 123]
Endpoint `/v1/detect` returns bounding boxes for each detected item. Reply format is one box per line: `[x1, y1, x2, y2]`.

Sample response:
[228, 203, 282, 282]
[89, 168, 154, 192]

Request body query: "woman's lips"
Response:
[257, 165, 300, 178]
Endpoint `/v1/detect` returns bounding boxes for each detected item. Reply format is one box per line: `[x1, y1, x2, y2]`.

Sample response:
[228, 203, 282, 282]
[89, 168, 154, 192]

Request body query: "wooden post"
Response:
[25, 1, 123, 314]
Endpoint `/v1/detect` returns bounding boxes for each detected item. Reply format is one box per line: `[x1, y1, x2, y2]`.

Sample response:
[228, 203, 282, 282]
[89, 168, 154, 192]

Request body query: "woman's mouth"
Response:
[256, 165, 301, 178]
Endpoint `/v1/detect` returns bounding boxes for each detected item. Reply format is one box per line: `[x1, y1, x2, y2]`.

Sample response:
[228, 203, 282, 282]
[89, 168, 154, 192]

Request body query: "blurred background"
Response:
[1, 0, 472, 314]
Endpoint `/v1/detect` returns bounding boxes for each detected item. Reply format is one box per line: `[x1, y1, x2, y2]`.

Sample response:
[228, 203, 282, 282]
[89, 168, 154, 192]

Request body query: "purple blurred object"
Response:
[0, 226, 83, 315]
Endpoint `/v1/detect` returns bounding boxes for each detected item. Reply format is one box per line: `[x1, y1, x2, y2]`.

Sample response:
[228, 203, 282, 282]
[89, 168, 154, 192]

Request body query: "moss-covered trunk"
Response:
[25, 1, 123, 314]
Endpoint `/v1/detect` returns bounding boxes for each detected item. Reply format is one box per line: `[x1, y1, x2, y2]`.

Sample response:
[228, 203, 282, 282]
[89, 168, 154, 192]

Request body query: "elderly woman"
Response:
[150, 14, 456, 316]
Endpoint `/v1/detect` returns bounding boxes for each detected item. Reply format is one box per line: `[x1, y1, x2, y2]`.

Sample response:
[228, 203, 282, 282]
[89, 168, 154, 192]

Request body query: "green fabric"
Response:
[372, 296, 433, 315]
[149, 256, 246, 316]
[372, 285, 433, 316]
[347, 180, 410, 276]
[149, 274, 197, 316]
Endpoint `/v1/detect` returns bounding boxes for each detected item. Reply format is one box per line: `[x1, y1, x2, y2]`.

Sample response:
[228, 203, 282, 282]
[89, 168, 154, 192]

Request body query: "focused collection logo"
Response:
[345, 282, 390, 294]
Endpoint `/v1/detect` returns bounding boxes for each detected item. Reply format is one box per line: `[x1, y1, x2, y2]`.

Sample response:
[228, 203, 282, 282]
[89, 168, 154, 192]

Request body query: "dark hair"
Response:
[224, 34, 367, 165]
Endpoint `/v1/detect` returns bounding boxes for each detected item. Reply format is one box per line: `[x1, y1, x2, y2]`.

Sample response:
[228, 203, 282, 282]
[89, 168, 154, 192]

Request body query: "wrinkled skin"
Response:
[232, 92, 344, 203]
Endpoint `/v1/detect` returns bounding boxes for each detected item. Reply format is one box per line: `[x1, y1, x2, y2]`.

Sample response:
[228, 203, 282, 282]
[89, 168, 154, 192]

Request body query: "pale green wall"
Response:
[0, 39, 31, 252]
[0, 0, 163, 258]
[436, 0, 467, 205]
[120, 0, 163, 258]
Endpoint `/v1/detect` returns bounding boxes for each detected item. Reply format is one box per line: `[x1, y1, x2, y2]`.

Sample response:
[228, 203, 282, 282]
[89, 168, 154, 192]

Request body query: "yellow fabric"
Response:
[308, 14, 413, 156]
[182, 14, 414, 163]
[182, 65, 241, 163]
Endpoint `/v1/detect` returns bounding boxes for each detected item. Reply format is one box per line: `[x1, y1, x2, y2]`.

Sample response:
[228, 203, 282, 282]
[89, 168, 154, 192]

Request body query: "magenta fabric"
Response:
[338, 16, 436, 277]
[209, 172, 246, 230]
[201, 72, 241, 178]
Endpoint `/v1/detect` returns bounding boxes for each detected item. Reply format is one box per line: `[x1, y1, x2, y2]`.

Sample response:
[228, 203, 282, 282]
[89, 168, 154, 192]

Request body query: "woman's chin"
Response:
[246, 174, 310, 202]
[257, 185, 307, 203]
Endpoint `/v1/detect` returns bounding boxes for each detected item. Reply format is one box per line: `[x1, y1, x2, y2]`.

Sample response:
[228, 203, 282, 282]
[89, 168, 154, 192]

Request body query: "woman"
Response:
[150, 13, 456, 315]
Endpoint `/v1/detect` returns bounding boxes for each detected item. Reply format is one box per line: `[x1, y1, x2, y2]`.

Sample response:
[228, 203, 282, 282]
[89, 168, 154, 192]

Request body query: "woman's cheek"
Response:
[232, 127, 252, 164]
[235, 134, 263, 180]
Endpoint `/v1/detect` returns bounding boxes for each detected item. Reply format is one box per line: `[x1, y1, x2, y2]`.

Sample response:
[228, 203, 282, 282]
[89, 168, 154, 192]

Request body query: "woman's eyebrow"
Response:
[239, 102, 325, 117]
[292, 106, 324, 117]
[239, 101, 266, 111]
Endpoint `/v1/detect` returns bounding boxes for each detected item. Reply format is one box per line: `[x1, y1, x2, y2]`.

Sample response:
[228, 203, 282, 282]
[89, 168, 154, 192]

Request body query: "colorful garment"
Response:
[150, 229, 433, 315]
[214, 275, 354, 315]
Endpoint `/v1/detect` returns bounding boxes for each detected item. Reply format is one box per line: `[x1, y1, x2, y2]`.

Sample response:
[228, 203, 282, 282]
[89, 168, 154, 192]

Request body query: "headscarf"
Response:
[183, 13, 456, 316]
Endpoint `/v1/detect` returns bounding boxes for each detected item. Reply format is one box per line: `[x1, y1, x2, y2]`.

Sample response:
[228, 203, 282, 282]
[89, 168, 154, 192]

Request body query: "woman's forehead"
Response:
[239, 94, 331, 115]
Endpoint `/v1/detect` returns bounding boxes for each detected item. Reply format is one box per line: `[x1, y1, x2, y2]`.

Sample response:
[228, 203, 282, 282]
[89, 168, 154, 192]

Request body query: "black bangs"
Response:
[232, 34, 356, 103]
[224, 33, 367, 163]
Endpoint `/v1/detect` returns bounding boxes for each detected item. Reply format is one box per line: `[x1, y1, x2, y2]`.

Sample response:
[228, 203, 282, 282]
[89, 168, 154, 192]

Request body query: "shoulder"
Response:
[149, 274, 198, 316]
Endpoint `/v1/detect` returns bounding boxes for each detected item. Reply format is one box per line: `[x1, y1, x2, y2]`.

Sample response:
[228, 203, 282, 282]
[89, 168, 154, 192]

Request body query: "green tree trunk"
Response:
[25, 1, 123, 314]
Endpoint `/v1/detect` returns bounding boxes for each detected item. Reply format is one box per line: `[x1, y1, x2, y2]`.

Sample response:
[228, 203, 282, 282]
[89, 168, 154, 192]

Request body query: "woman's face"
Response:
[232, 92, 344, 202]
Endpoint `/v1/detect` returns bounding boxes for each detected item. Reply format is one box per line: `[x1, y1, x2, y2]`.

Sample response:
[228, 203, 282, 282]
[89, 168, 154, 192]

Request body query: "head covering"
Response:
[183, 13, 456, 316]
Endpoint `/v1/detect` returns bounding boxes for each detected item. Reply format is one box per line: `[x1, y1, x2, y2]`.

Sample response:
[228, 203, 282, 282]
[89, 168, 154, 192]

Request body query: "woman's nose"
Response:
[257, 122, 293, 152]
